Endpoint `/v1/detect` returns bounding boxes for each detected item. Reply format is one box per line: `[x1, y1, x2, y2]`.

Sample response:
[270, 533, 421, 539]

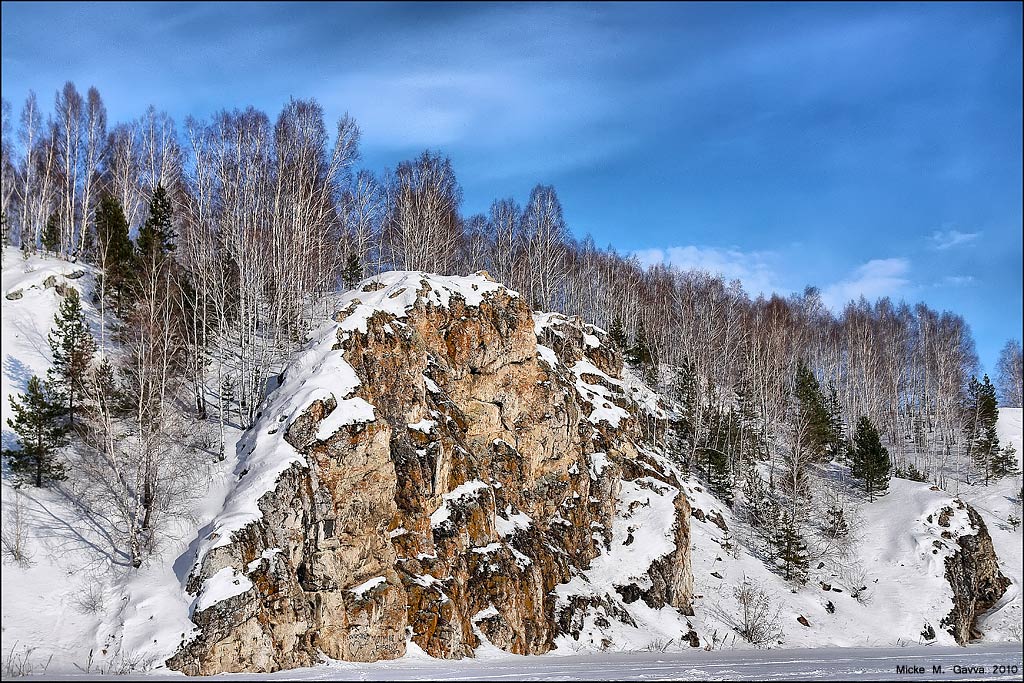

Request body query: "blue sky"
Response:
[2, 1, 1021, 374]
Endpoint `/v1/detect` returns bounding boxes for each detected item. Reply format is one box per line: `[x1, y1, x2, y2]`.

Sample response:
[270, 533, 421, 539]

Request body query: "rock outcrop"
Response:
[168, 272, 692, 675]
[938, 501, 1011, 645]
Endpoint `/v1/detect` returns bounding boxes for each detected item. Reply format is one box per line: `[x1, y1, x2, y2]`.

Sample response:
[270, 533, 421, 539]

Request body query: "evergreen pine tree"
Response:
[772, 511, 809, 583]
[626, 321, 652, 365]
[991, 443, 1020, 479]
[720, 526, 739, 558]
[627, 321, 655, 384]
[137, 184, 176, 262]
[220, 375, 235, 414]
[95, 194, 136, 315]
[608, 317, 628, 352]
[2, 376, 69, 487]
[342, 252, 362, 288]
[792, 360, 842, 461]
[735, 380, 764, 464]
[742, 466, 776, 530]
[896, 460, 928, 482]
[967, 375, 1000, 484]
[849, 415, 891, 501]
[85, 357, 124, 423]
[80, 223, 96, 264]
[47, 288, 96, 425]
[673, 358, 699, 439]
[42, 212, 61, 254]
[706, 448, 733, 505]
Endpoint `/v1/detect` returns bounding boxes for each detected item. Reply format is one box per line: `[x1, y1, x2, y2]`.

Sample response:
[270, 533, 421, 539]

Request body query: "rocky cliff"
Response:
[935, 501, 1011, 644]
[167, 272, 692, 675]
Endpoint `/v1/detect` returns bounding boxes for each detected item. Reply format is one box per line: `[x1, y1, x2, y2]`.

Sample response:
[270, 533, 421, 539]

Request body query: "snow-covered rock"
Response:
[167, 272, 692, 675]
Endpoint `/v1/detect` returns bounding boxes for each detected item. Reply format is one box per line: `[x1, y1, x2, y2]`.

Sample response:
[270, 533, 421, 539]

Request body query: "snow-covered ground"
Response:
[2, 254, 1022, 677]
[1, 252, 245, 674]
[2, 253, 113, 670]
[202, 644, 1024, 681]
[16, 644, 1024, 680]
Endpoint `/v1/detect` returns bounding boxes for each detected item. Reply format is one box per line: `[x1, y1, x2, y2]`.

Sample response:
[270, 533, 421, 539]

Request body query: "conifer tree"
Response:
[626, 321, 652, 366]
[825, 383, 845, 457]
[896, 460, 928, 482]
[849, 415, 891, 501]
[991, 444, 1020, 479]
[743, 466, 776, 530]
[735, 380, 763, 464]
[706, 448, 733, 505]
[3, 376, 69, 487]
[792, 360, 842, 462]
[88, 357, 122, 413]
[342, 252, 362, 288]
[80, 223, 95, 263]
[608, 317, 628, 352]
[772, 511, 809, 583]
[965, 375, 1000, 484]
[95, 194, 136, 315]
[627, 321, 655, 384]
[42, 212, 61, 254]
[47, 288, 96, 424]
[136, 184, 176, 262]
[673, 358, 699, 439]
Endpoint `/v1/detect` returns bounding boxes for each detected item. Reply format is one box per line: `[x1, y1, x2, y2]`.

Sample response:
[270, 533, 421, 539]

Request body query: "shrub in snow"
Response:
[1, 489, 34, 566]
[731, 577, 783, 647]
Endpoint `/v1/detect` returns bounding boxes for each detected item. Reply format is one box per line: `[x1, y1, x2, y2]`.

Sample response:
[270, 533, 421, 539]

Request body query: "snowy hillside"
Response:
[1, 252, 243, 675]
[1, 254, 1021, 677]
[2, 253, 109, 672]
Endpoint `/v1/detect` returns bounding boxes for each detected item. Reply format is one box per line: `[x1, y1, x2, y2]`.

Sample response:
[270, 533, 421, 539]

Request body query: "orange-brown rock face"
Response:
[168, 272, 692, 675]
[939, 502, 1011, 644]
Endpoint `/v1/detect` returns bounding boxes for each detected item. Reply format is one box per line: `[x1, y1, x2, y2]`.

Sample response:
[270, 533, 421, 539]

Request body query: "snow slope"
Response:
[1, 253, 242, 674]
[2, 253, 112, 671]
[2, 255, 1021, 676]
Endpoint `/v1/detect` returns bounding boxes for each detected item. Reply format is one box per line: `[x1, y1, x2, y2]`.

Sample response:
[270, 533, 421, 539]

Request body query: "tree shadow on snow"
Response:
[17, 484, 134, 570]
[8, 315, 53, 364]
[3, 353, 36, 392]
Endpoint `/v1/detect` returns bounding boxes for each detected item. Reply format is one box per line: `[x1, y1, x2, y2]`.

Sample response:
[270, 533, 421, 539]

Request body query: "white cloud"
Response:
[940, 275, 976, 287]
[930, 229, 980, 250]
[821, 258, 911, 310]
[634, 245, 784, 297]
[635, 248, 920, 311]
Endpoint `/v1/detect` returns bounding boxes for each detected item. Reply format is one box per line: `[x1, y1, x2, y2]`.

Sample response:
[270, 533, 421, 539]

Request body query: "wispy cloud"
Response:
[821, 258, 911, 310]
[940, 275, 976, 287]
[931, 229, 980, 250]
[634, 245, 784, 297]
